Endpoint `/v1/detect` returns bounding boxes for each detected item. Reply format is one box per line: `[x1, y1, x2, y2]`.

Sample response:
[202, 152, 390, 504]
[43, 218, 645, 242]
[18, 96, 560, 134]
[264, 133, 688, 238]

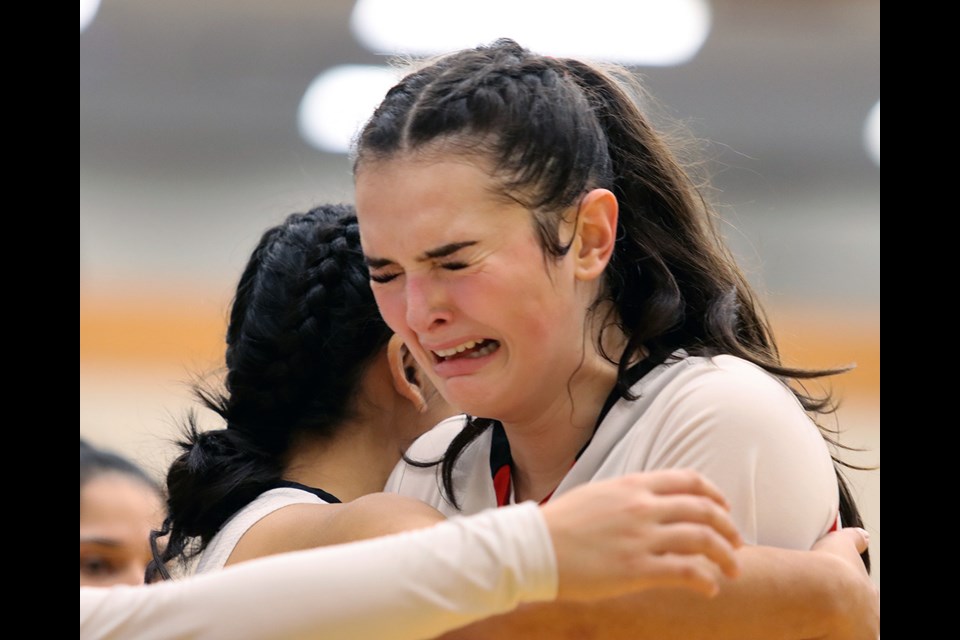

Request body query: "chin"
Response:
[442, 371, 518, 416]
[441, 391, 489, 419]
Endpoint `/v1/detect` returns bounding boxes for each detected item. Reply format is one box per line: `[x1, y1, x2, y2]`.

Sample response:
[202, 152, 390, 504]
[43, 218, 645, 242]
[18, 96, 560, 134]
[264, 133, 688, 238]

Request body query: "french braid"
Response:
[147, 204, 392, 580]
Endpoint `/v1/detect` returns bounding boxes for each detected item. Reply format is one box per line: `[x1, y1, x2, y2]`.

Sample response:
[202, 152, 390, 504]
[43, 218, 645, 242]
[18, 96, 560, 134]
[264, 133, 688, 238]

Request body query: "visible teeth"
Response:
[468, 341, 498, 358]
[434, 340, 479, 358]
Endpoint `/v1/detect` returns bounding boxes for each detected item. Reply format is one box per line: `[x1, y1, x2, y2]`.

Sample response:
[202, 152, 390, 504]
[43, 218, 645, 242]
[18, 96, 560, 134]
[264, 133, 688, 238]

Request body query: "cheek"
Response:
[513, 282, 582, 345]
[372, 288, 406, 332]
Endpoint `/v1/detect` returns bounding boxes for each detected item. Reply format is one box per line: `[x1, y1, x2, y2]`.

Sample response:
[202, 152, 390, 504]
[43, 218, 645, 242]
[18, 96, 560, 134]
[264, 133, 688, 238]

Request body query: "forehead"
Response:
[354, 154, 529, 253]
[80, 473, 163, 534]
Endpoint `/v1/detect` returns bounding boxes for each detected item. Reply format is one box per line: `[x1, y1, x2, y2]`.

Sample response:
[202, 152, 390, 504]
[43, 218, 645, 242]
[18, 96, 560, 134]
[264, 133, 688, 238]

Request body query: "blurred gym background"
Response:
[80, 0, 880, 584]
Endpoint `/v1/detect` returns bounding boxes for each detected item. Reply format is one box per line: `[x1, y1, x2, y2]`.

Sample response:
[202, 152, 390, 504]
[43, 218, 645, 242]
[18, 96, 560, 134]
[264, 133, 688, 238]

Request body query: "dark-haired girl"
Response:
[81, 438, 164, 587]
[148, 204, 452, 578]
[354, 39, 878, 638]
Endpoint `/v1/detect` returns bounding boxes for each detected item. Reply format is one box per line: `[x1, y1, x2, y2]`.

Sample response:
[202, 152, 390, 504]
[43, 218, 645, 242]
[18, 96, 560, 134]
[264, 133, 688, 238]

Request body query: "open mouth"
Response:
[432, 339, 500, 362]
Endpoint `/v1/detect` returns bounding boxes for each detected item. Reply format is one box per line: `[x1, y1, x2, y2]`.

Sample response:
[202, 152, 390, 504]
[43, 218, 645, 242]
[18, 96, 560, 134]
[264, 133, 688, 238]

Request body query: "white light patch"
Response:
[864, 101, 880, 166]
[80, 0, 101, 32]
[351, 0, 711, 66]
[298, 65, 400, 154]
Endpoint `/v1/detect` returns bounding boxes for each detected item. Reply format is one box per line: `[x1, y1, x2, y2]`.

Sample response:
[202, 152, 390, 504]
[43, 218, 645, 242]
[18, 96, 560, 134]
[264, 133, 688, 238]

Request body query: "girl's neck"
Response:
[282, 348, 442, 503]
[503, 355, 620, 503]
[505, 311, 628, 503]
[283, 423, 403, 503]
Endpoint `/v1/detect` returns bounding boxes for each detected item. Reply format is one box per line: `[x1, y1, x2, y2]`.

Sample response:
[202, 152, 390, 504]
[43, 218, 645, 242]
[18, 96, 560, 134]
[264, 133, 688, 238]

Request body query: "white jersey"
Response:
[387, 354, 839, 548]
[194, 486, 331, 574]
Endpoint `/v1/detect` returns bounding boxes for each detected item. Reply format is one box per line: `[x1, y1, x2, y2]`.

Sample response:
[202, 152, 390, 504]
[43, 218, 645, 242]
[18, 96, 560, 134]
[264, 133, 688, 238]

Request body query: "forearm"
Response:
[617, 545, 859, 640]
[81, 504, 556, 640]
[440, 545, 869, 640]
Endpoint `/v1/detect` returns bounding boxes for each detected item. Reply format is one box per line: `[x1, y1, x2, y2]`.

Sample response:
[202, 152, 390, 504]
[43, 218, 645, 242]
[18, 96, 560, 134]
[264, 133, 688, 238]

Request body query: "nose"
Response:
[119, 562, 147, 586]
[404, 273, 452, 333]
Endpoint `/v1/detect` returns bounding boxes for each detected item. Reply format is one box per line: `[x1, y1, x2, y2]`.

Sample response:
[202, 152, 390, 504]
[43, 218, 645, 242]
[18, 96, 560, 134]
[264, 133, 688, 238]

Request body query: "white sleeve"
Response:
[640, 356, 839, 549]
[80, 502, 556, 640]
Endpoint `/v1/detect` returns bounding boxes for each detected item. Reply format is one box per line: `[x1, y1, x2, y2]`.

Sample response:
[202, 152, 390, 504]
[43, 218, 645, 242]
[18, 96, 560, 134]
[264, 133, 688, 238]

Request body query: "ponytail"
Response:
[148, 204, 393, 580]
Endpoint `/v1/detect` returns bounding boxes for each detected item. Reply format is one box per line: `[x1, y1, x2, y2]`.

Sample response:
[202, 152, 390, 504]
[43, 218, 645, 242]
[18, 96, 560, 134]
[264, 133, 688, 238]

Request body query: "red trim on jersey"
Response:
[493, 465, 512, 507]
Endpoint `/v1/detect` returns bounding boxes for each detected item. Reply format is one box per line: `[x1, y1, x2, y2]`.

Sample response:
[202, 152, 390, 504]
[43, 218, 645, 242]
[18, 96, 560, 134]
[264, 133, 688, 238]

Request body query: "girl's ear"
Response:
[387, 334, 427, 413]
[572, 188, 618, 282]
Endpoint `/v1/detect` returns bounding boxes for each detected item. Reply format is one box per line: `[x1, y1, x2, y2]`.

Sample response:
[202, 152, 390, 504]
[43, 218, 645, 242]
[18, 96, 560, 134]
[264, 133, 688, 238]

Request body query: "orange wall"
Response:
[80, 292, 880, 398]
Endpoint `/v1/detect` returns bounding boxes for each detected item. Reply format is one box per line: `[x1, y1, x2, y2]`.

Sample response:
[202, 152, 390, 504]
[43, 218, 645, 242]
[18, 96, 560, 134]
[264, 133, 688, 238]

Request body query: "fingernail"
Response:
[855, 527, 870, 544]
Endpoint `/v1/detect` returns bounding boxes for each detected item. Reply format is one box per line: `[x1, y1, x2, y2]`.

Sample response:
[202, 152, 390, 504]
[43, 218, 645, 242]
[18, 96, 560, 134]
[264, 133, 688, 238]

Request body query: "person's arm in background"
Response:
[81, 471, 742, 640]
[440, 529, 877, 640]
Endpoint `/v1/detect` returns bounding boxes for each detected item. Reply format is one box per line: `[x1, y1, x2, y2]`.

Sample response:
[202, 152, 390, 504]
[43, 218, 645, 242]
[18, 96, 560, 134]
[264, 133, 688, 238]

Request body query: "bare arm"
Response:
[227, 493, 446, 565]
[438, 528, 878, 640]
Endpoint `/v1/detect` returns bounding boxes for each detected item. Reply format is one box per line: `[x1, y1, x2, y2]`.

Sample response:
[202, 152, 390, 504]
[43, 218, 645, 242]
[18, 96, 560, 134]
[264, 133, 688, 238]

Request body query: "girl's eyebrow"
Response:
[365, 241, 478, 268]
[421, 241, 477, 260]
[80, 537, 123, 547]
[364, 256, 394, 269]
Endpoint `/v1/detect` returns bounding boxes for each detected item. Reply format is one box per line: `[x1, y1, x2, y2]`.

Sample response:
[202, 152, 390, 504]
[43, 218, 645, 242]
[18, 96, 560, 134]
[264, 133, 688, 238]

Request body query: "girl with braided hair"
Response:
[146, 203, 745, 605]
[354, 39, 877, 638]
[147, 204, 453, 579]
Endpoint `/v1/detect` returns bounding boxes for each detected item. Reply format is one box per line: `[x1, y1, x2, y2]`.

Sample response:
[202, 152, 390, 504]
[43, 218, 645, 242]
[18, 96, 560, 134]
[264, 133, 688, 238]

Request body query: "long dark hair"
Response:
[146, 204, 393, 580]
[355, 39, 869, 570]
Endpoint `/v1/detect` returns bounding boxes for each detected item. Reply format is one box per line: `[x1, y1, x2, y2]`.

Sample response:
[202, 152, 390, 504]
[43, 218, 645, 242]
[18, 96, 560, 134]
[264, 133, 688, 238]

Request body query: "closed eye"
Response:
[440, 261, 469, 271]
[80, 554, 117, 577]
[370, 272, 401, 284]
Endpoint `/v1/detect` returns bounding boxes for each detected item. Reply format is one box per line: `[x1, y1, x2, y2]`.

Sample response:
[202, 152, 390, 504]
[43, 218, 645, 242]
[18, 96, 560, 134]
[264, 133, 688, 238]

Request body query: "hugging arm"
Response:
[80, 473, 743, 640]
[438, 525, 877, 640]
[81, 504, 558, 640]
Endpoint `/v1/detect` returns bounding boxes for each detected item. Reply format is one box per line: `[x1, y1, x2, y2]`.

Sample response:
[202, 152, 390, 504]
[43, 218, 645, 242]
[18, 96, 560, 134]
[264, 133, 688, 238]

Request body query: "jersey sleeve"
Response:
[639, 356, 839, 549]
[80, 502, 557, 640]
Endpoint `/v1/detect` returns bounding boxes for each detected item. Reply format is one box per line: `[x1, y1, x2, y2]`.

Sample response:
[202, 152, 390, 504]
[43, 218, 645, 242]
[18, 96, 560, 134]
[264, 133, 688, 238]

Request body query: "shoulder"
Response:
[648, 355, 810, 434]
[633, 354, 833, 467]
[234, 493, 446, 564]
[196, 487, 325, 572]
[627, 355, 839, 547]
[228, 502, 340, 565]
[323, 493, 446, 541]
[639, 354, 831, 459]
[223, 489, 338, 566]
[669, 354, 798, 400]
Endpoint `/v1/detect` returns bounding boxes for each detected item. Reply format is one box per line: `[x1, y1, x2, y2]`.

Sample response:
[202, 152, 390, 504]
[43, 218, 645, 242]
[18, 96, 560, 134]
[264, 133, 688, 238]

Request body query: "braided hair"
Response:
[147, 204, 392, 580]
[355, 39, 868, 570]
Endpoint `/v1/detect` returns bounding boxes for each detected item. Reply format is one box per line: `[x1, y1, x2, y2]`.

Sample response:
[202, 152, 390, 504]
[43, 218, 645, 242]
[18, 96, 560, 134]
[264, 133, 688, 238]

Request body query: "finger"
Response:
[656, 495, 743, 548]
[649, 523, 741, 579]
[632, 470, 731, 510]
[639, 553, 725, 598]
[849, 527, 871, 553]
[812, 526, 870, 554]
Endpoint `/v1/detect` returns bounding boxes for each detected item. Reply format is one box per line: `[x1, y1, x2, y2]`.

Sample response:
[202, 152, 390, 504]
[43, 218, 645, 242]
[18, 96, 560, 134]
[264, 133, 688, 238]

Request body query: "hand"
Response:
[811, 527, 871, 569]
[811, 528, 880, 640]
[541, 469, 742, 601]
